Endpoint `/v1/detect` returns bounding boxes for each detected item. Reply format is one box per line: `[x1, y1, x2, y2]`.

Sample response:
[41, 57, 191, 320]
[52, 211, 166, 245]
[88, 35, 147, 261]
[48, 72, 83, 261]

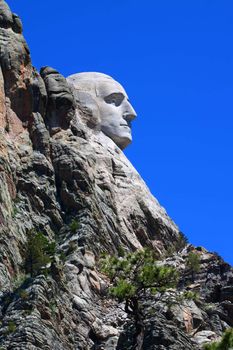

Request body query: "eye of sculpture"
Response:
[104, 93, 125, 107]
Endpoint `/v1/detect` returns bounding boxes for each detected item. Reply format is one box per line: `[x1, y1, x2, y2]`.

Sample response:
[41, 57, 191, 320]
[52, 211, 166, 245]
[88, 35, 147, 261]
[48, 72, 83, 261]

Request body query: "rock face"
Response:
[0, 1, 232, 349]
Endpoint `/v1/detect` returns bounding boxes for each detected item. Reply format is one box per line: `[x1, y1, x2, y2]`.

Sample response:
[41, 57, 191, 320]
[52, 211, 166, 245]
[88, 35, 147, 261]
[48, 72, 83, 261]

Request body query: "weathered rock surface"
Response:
[0, 1, 232, 349]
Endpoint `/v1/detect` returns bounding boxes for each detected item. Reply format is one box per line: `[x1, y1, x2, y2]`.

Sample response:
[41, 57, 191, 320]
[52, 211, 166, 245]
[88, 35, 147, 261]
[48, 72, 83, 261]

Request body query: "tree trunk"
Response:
[134, 318, 144, 350]
[132, 298, 144, 350]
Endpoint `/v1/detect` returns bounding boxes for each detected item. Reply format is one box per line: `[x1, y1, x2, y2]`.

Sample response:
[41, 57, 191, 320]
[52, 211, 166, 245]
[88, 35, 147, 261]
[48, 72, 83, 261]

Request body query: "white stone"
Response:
[193, 330, 218, 345]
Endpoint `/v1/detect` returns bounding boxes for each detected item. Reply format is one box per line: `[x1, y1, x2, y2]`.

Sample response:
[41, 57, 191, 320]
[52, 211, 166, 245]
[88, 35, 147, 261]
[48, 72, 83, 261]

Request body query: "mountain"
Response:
[0, 1, 232, 348]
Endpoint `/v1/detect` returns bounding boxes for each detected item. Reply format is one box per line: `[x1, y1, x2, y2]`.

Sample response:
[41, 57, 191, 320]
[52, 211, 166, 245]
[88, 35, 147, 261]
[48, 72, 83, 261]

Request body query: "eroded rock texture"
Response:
[0, 1, 232, 349]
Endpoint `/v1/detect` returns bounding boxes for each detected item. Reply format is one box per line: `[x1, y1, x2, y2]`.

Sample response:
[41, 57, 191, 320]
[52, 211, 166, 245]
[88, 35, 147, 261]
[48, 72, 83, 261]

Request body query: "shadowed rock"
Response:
[40, 66, 75, 133]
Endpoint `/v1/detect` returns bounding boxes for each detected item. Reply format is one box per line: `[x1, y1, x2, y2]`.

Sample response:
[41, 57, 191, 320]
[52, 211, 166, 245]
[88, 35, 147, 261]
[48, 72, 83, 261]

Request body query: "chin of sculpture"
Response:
[101, 124, 132, 149]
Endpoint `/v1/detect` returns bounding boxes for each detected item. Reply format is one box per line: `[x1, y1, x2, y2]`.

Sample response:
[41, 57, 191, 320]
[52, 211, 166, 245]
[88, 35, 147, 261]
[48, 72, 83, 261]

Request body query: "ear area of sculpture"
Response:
[67, 72, 137, 149]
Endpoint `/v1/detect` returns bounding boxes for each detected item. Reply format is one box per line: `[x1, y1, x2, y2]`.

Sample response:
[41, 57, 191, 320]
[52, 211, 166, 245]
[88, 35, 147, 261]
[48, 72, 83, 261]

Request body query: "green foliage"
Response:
[66, 241, 77, 255]
[12, 273, 27, 290]
[203, 303, 215, 312]
[165, 232, 189, 257]
[69, 219, 79, 233]
[117, 245, 126, 257]
[45, 241, 56, 256]
[12, 205, 19, 218]
[186, 251, 201, 281]
[100, 249, 178, 302]
[59, 251, 66, 262]
[165, 246, 176, 257]
[203, 328, 233, 350]
[100, 249, 179, 349]
[186, 252, 201, 272]
[175, 232, 189, 251]
[23, 310, 32, 317]
[100, 249, 205, 350]
[182, 290, 199, 301]
[110, 279, 137, 300]
[18, 289, 29, 300]
[24, 230, 56, 277]
[7, 321, 16, 334]
[49, 300, 58, 317]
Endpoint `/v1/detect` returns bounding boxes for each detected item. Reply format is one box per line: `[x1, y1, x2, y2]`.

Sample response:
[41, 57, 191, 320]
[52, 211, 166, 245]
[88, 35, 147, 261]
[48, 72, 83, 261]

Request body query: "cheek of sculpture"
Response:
[97, 102, 132, 149]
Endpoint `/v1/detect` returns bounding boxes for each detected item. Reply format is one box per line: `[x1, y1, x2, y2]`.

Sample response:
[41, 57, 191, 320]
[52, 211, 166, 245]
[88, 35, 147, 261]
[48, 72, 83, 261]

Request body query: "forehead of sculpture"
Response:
[96, 80, 127, 99]
[67, 72, 128, 99]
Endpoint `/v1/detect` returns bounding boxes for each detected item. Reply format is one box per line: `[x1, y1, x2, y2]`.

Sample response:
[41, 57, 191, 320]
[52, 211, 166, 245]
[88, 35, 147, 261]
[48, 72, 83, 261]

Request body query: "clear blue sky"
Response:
[7, 0, 233, 264]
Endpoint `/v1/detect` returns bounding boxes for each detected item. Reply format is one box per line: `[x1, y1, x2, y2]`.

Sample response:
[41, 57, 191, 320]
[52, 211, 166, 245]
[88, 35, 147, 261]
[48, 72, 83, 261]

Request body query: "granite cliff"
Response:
[0, 1, 232, 349]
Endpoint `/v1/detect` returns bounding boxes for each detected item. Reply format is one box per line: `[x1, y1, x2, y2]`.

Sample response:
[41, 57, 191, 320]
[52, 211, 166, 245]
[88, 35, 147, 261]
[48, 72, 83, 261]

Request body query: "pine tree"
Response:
[203, 328, 233, 350]
[186, 251, 201, 281]
[24, 230, 55, 277]
[100, 248, 179, 350]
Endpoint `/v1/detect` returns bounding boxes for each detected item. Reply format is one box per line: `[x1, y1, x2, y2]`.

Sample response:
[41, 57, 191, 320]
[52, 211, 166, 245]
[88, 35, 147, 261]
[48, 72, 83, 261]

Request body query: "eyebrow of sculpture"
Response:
[96, 83, 128, 99]
[105, 92, 125, 98]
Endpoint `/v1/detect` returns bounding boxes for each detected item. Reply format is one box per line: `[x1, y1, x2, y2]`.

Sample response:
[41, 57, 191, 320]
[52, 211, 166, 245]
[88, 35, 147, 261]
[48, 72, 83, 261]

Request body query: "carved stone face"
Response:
[67, 72, 137, 149]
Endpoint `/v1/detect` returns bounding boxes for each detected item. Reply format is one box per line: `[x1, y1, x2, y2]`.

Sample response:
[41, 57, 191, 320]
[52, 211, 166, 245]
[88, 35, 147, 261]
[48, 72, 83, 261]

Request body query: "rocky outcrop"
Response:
[40, 67, 75, 133]
[0, 0, 33, 124]
[0, 1, 232, 349]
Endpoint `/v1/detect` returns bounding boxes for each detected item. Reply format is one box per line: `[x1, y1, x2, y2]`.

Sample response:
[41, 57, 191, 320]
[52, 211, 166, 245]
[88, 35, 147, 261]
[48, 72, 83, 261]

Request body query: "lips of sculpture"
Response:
[100, 117, 132, 148]
[99, 109, 135, 149]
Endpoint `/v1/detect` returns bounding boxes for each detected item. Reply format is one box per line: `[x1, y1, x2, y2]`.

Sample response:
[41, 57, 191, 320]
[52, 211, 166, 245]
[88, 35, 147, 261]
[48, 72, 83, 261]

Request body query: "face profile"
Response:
[67, 72, 137, 149]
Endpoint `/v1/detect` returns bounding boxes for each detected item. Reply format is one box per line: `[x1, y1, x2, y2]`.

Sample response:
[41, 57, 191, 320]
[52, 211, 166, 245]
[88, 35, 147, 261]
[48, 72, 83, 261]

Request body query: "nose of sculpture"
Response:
[123, 101, 137, 122]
